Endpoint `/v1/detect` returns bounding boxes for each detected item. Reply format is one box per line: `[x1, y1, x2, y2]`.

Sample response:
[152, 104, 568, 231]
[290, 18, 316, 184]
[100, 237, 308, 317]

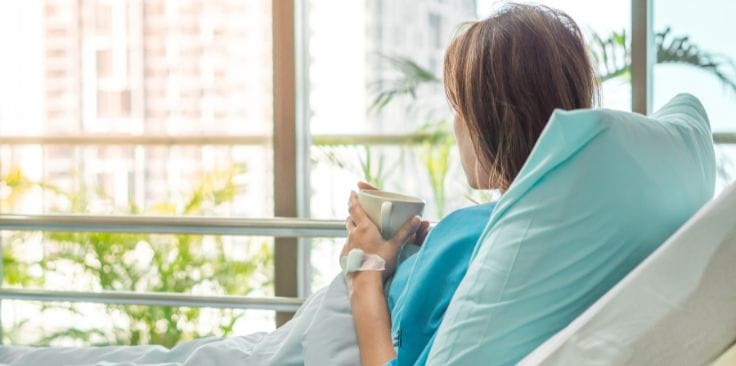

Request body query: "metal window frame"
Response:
[272, 0, 304, 326]
[294, 0, 313, 301]
[632, 0, 654, 114]
[0, 215, 346, 237]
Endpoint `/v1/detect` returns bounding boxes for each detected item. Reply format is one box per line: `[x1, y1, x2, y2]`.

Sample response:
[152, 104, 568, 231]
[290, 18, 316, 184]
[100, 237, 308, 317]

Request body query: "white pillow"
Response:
[427, 94, 716, 365]
[520, 182, 736, 365]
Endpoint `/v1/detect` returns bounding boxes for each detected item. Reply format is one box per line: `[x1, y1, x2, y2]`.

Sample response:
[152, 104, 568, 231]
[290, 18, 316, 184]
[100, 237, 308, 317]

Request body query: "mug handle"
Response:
[380, 201, 392, 239]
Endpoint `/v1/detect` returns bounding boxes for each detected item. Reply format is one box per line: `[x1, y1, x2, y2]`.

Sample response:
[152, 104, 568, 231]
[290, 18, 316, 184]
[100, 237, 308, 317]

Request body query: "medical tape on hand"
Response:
[339, 248, 385, 274]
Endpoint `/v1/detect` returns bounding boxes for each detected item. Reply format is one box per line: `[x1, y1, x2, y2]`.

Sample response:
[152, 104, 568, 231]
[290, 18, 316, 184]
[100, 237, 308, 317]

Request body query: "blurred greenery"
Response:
[594, 27, 736, 92]
[313, 55, 458, 217]
[0, 166, 272, 347]
[417, 121, 455, 218]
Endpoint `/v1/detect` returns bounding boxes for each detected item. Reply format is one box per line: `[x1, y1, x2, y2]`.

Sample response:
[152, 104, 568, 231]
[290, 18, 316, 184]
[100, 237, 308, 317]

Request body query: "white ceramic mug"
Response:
[357, 190, 425, 239]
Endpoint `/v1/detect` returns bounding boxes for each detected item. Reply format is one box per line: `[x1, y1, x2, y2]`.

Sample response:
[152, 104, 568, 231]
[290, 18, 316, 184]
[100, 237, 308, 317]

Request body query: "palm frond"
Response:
[370, 55, 440, 111]
[591, 27, 736, 95]
[590, 29, 630, 82]
[656, 27, 736, 94]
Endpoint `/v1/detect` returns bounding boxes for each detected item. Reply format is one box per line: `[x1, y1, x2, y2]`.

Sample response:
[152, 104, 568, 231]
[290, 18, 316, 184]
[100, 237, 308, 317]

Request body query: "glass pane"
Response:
[306, 0, 631, 292]
[0, 1, 273, 215]
[0, 1, 276, 346]
[653, 0, 736, 190]
[0, 145, 271, 217]
[1, 231, 274, 346]
[310, 237, 344, 291]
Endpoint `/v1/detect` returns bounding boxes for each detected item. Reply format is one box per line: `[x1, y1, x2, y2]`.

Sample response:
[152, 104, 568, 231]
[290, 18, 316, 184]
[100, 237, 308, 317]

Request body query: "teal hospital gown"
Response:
[386, 202, 496, 366]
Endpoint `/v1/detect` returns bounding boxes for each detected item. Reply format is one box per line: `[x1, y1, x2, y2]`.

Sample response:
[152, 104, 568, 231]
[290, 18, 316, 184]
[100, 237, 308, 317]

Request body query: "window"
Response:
[653, 0, 736, 191]
[0, 0, 276, 345]
[1, 0, 732, 348]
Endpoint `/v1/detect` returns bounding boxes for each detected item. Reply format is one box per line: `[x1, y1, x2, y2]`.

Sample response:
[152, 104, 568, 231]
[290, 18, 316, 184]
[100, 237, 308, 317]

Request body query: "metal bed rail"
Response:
[0, 288, 303, 312]
[0, 214, 346, 238]
[0, 216, 348, 310]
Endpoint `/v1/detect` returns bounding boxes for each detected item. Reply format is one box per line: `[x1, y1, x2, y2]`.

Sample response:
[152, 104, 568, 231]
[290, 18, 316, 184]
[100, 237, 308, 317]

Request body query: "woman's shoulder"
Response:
[425, 201, 496, 242]
[439, 201, 496, 225]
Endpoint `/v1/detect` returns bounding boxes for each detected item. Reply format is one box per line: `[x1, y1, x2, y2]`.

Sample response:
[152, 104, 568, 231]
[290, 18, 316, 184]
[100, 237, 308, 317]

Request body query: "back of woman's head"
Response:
[445, 3, 597, 191]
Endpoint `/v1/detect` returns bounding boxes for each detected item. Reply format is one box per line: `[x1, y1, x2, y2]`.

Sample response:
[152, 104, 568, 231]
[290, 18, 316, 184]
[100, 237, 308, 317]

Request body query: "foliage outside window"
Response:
[1, 167, 272, 347]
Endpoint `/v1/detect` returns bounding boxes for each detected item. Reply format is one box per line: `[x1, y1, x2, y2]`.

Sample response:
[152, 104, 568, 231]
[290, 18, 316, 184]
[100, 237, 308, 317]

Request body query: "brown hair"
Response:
[444, 3, 598, 190]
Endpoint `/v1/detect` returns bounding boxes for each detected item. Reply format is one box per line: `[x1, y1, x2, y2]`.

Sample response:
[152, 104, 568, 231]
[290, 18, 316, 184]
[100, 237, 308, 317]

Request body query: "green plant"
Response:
[417, 121, 455, 217]
[590, 29, 630, 82]
[313, 145, 392, 189]
[1, 166, 272, 347]
[359, 146, 389, 188]
[370, 56, 440, 111]
[369, 56, 456, 216]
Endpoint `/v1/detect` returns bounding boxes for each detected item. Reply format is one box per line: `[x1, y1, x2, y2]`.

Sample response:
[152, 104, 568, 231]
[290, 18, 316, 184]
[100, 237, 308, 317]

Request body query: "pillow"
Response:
[519, 182, 736, 365]
[426, 93, 716, 366]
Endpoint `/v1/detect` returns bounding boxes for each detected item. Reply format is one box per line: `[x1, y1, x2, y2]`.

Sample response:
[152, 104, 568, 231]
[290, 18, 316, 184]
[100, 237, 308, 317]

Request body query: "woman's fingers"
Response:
[357, 181, 379, 191]
[345, 216, 356, 231]
[348, 191, 371, 225]
[413, 221, 431, 245]
[389, 216, 421, 246]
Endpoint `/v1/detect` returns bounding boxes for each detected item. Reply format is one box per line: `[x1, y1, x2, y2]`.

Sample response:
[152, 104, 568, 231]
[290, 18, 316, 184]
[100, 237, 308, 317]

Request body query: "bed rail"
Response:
[0, 288, 303, 312]
[0, 215, 346, 238]
[0, 216, 348, 312]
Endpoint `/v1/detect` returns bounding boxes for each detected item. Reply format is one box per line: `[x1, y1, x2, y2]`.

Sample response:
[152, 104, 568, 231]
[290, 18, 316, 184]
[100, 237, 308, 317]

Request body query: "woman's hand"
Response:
[344, 184, 417, 366]
[355, 181, 432, 247]
[343, 191, 421, 283]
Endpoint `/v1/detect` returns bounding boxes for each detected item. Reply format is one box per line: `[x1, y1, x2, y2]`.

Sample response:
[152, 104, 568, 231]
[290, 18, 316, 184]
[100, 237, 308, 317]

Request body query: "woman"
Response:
[343, 4, 597, 365]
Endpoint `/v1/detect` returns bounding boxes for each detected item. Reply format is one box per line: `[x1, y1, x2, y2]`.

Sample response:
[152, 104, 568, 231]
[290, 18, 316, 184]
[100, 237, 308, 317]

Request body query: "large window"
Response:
[1, 0, 734, 347]
[0, 0, 276, 345]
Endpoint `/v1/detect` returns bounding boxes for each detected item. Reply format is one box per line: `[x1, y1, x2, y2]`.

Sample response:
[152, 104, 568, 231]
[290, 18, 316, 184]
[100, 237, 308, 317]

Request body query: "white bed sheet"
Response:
[0, 275, 360, 366]
[520, 183, 736, 365]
